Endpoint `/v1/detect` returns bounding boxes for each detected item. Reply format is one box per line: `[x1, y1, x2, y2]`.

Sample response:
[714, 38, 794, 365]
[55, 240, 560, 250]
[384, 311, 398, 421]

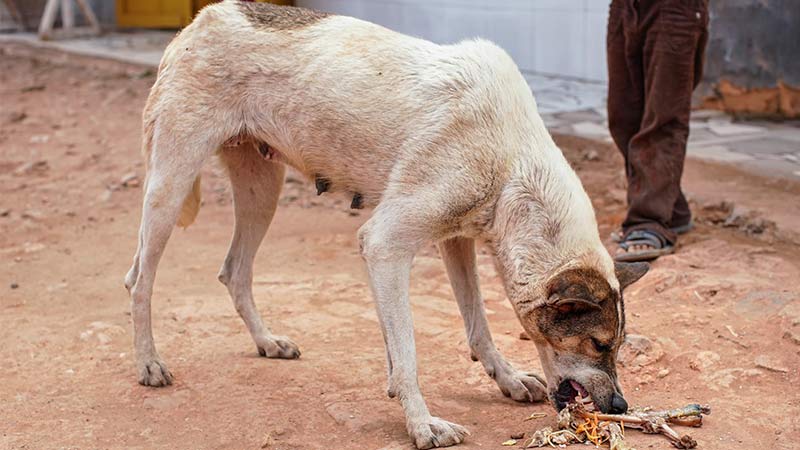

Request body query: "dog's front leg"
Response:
[359, 216, 469, 449]
[439, 237, 546, 403]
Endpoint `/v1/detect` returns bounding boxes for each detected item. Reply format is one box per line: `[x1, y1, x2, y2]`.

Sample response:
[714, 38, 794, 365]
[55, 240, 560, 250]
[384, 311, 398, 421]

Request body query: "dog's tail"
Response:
[140, 114, 203, 229]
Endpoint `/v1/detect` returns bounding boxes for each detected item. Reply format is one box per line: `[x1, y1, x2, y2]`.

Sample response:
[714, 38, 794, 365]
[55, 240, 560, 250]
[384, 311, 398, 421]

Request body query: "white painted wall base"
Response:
[296, 0, 610, 82]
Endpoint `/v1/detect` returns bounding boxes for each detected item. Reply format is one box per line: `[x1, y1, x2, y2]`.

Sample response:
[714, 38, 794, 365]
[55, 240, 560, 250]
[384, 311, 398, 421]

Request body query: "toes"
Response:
[138, 359, 173, 387]
[257, 335, 301, 359]
[411, 418, 469, 449]
[525, 371, 546, 385]
[506, 378, 533, 402]
[519, 373, 547, 402]
[499, 371, 547, 403]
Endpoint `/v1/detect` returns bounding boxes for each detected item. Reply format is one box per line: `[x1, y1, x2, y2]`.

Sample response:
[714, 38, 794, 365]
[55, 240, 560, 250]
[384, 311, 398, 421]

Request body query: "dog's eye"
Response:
[591, 338, 612, 353]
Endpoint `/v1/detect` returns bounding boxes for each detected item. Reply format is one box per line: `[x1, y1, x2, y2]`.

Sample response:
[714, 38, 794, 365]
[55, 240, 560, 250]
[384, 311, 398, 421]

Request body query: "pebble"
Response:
[21, 84, 46, 92]
[6, 111, 27, 123]
[657, 368, 670, 378]
[13, 160, 49, 175]
[618, 334, 664, 368]
[783, 330, 800, 345]
[21, 210, 45, 221]
[23, 242, 46, 253]
[29, 134, 50, 144]
[120, 172, 140, 187]
[692, 351, 720, 370]
[10, 283, 19, 289]
[754, 355, 789, 373]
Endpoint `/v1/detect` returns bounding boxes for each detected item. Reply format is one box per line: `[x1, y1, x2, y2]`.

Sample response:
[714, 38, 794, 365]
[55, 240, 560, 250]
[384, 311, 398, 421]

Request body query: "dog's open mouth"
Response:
[556, 379, 596, 411]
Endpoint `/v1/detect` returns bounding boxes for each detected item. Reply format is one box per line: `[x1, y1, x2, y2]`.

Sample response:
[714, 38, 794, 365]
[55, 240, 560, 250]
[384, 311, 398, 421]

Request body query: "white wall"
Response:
[296, 0, 610, 82]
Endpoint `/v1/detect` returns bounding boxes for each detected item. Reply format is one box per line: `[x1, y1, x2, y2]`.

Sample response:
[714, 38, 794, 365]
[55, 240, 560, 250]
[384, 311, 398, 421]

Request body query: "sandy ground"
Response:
[1, 44, 799, 450]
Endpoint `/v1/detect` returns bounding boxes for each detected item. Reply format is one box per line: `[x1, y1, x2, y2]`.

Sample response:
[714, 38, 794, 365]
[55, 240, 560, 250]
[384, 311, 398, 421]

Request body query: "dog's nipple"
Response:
[350, 193, 364, 209]
[315, 175, 330, 195]
[258, 142, 272, 159]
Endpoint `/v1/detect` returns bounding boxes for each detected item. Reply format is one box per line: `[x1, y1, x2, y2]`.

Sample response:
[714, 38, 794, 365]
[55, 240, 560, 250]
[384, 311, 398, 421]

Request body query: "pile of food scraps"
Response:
[520, 403, 710, 449]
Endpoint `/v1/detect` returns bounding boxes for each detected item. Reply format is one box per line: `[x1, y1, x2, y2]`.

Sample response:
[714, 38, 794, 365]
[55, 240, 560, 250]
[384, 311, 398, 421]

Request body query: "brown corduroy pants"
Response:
[607, 0, 709, 244]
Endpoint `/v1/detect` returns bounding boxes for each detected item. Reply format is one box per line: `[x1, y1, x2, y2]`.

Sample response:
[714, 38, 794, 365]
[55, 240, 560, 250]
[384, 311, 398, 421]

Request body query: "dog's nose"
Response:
[610, 392, 628, 414]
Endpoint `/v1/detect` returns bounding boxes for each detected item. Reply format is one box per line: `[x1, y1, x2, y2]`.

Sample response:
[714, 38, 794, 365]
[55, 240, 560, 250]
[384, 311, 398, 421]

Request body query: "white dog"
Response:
[125, 2, 648, 448]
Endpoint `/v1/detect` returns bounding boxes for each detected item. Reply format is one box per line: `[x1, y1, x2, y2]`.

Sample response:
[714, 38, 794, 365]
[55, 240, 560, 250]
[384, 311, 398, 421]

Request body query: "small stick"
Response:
[577, 404, 709, 426]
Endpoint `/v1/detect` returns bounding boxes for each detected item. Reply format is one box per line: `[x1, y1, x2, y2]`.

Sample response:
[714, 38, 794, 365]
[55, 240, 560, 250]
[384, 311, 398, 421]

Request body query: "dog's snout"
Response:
[610, 392, 628, 414]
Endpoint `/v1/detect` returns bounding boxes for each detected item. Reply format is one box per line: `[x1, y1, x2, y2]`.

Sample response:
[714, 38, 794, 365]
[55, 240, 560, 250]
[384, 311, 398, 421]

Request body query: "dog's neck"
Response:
[484, 147, 614, 312]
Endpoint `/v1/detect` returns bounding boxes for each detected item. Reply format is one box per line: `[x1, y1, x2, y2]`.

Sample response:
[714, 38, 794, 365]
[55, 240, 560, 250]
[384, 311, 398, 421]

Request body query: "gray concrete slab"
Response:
[0, 31, 173, 68]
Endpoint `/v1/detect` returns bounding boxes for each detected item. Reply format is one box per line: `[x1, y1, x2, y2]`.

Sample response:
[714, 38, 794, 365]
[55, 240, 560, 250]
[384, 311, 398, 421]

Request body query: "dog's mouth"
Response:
[555, 379, 596, 411]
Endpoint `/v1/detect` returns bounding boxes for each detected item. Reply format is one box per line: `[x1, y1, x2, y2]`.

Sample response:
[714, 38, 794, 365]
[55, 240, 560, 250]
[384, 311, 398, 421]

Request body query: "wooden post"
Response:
[74, 0, 101, 34]
[38, 0, 101, 40]
[1, 0, 28, 30]
[38, 0, 60, 39]
[61, 0, 74, 31]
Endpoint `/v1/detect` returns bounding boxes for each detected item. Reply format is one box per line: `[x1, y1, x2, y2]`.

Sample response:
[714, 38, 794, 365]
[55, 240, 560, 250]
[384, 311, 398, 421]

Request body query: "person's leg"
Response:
[616, 0, 708, 260]
[668, 191, 692, 230]
[669, 13, 709, 231]
[607, 0, 644, 167]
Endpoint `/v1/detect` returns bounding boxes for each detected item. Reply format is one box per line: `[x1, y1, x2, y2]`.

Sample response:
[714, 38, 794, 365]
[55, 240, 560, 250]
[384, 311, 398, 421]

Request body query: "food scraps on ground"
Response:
[523, 403, 710, 449]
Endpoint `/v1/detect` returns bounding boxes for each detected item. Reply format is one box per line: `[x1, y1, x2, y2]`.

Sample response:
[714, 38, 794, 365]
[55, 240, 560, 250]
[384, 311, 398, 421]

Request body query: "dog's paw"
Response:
[255, 335, 301, 359]
[408, 416, 469, 449]
[137, 358, 173, 387]
[496, 370, 547, 403]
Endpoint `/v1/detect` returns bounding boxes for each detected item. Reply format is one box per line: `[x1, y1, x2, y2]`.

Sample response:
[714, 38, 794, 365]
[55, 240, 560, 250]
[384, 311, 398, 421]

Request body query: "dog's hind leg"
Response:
[359, 201, 469, 449]
[126, 121, 215, 387]
[217, 145, 299, 359]
[438, 237, 546, 403]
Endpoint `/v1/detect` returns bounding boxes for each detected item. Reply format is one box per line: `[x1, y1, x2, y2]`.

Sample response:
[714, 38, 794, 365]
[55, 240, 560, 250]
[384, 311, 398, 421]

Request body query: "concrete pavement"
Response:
[2, 30, 798, 180]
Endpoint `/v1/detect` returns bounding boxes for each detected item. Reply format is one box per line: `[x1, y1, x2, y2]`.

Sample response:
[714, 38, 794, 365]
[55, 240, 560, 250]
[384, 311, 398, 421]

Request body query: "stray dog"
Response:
[124, 2, 649, 448]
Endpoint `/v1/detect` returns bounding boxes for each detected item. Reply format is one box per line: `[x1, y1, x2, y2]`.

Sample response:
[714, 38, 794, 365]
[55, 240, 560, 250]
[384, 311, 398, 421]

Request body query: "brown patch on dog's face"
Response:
[520, 263, 648, 413]
[237, 2, 330, 31]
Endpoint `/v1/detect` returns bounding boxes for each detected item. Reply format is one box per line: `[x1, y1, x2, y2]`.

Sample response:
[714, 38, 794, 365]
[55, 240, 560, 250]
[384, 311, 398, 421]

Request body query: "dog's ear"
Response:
[545, 294, 602, 315]
[615, 261, 649, 291]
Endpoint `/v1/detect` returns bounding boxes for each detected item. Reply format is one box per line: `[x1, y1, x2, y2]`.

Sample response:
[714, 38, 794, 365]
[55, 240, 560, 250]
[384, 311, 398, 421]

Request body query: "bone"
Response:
[585, 403, 709, 427]
[607, 423, 633, 450]
[574, 404, 708, 449]
[525, 404, 709, 449]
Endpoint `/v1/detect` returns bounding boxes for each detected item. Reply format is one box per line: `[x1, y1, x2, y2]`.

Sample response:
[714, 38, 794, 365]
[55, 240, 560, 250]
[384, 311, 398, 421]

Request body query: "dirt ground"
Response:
[1, 44, 799, 450]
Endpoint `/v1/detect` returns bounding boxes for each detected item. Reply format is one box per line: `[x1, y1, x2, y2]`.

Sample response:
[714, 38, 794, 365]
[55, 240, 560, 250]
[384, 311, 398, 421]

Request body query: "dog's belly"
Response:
[270, 131, 399, 209]
[171, 4, 515, 209]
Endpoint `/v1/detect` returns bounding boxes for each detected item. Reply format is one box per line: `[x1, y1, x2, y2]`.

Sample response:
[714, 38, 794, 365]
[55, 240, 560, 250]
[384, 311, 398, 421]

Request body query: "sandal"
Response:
[615, 229, 675, 262]
[610, 221, 692, 243]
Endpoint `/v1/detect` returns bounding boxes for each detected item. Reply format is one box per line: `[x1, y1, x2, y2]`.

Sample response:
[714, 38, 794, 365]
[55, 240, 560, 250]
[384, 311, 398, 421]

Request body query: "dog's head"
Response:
[518, 261, 648, 413]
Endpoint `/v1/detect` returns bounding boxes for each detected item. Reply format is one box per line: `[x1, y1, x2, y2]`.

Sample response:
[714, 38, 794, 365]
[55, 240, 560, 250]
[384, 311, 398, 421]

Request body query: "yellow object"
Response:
[501, 439, 517, 446]
[524, 412, 548, 421]
[117, 0, 293, 28]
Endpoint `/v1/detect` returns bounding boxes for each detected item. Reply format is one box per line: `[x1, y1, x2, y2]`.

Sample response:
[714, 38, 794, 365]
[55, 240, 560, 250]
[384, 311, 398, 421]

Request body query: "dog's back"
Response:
[148, 0, 544, 209]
